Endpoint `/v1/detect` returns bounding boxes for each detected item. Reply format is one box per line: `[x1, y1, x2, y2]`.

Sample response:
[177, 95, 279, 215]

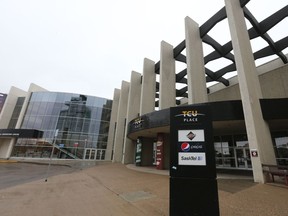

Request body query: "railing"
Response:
[262, 164, 288, 185]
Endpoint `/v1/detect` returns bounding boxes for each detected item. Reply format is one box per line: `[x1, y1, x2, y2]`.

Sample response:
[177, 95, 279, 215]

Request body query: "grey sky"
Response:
[0, 0, 287, 99]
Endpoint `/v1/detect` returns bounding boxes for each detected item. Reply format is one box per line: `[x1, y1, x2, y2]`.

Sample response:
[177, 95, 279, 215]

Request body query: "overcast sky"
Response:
[0, 0, 287, 99]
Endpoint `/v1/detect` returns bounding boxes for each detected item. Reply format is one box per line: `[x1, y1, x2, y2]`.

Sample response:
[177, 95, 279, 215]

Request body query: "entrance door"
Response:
[235, 148, 252, 169]
[83, 148, 96, 160]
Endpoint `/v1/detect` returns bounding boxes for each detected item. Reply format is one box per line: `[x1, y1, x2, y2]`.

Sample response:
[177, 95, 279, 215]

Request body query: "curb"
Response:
[0, 159, 18, 163]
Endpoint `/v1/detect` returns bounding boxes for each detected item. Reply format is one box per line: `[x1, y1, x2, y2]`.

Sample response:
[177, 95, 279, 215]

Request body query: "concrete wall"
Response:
[0, 139, 13, 158]
[0, 87, 27, 128]
[260, 65, 288, 98]
[208, 63, 288, 102]
[0, 83, 47, 159]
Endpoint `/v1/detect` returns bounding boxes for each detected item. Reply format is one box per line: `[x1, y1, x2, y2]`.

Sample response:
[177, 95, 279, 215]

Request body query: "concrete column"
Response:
[0, 138, 15, 159]
[0, 87, 26, 128]
[140, 58, 156, 115]
[112, 81, 130, 163]
[122, 71, 142, 164]
[225, 0, 276, 183]
[185, 16, 208, 104]
[159, 41, 176, 109]
[105, 88, 120, 160]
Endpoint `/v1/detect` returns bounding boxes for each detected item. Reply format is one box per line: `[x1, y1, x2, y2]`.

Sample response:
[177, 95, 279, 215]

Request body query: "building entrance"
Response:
[235, 147, 252, 169]
[214, 134, 252, 170]
[83, 148, 105, 160]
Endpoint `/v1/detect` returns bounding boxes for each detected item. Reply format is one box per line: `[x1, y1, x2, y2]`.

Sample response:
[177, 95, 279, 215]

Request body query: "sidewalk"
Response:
[0, 162, 287, 216]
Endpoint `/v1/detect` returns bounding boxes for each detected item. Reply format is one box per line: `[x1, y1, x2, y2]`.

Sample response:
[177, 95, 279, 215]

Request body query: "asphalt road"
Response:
[0, 162, 75, 190]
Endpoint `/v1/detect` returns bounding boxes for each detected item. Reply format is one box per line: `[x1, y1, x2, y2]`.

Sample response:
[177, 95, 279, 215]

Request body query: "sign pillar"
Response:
[170, 105, 219, 216]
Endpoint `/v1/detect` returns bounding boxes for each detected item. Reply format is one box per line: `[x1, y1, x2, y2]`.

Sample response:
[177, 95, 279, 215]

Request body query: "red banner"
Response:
[156, 139, 164, 170]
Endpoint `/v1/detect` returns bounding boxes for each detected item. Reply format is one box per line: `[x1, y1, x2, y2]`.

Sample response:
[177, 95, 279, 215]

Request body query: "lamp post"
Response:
[45, 129, 58, 182]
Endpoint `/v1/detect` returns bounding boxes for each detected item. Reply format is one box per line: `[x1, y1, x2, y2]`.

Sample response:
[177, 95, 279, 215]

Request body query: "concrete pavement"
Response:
[0, 162, 287, 216]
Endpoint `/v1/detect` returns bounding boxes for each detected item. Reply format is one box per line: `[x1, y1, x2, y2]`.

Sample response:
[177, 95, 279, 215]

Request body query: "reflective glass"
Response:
[14, 92, 112, 160]
[272, 132, 288, 165]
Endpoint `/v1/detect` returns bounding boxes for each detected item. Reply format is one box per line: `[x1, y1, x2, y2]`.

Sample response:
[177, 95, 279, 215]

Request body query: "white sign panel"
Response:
[178, 130, 205, 142]
[178, 152, 206, 166]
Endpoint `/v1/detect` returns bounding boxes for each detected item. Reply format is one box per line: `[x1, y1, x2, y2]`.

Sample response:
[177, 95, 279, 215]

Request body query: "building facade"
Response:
[0, 93, 7, 114]
[0, 84, 112, 160]
[107, 0, 288, 183]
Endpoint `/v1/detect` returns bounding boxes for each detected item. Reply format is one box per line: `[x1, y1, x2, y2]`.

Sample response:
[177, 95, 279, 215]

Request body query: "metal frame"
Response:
[154, 0, 288, 107]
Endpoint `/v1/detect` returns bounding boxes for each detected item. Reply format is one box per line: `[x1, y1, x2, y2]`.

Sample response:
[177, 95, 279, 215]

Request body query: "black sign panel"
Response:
[170, 105, 219, 216]
[0, 129, 43, 138]
[170, 105, 216, 178]
[170, 177, 219, 216]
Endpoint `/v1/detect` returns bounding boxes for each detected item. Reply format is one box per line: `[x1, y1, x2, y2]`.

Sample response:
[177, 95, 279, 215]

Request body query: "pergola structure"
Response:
[154, 0, 288, 106]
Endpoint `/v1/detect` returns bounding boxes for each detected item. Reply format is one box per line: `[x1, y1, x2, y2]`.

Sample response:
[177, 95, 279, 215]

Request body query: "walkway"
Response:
[0, 162, 287, 216]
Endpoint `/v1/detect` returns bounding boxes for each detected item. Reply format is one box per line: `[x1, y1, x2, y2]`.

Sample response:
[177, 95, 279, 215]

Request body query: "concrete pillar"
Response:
[0, 87, 26, 128]
[0, 138, 15, 159]
[122, 71, 142, 164]
[185, 16, 208, 104]
[140, 58, 156, 115]
[105, 88, 120, 160]
[159, 41, 176, 109]
[112, 81, 130, 163]
[225, 0, 276, 183]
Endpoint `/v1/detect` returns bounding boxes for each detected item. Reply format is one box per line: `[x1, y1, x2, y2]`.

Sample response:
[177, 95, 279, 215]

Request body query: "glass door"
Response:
[235, 148, 252, 169]
[245, 148, 252, 168]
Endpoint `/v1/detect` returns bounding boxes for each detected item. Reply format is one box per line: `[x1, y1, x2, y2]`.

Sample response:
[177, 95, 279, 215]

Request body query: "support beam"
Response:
[225, 0, 276, 183]
[159, 41, 176, 109]
[185, 16, 208, 104]
[122, 71, 142, 164]
[140, 58, 156, 115]
[105, 88, 120, 160]
[112, 81, 129, 163]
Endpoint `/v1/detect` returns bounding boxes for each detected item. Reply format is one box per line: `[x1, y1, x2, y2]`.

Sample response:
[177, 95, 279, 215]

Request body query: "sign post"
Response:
[170, 105, 219, 216]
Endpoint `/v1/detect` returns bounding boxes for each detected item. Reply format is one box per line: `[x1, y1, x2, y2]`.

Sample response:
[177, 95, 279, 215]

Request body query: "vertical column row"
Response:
[105, 88, 120, 160]
[122, 71, 142, 164]
[108, 16, 209, 164]
[112, 81, 129, 163]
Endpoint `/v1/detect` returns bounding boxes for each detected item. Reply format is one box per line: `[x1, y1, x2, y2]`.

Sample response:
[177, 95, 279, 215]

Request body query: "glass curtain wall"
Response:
[11, 92, 112, 160]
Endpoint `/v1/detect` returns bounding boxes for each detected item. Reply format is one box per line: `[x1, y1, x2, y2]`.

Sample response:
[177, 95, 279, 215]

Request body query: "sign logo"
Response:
[175, 110, 205, 123]
[133, 117, 144, 129]
[250, 149, 258, 157]
[181, 143, 190, 152]
[186, 131, 196, 140]
[178, 152, 206, 166]
[178, 130, 205, 142]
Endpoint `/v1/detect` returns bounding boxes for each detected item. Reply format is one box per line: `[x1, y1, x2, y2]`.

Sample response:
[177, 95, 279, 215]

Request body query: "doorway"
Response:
[83, 148, 105, 160]
[235, 147, 252, 169]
